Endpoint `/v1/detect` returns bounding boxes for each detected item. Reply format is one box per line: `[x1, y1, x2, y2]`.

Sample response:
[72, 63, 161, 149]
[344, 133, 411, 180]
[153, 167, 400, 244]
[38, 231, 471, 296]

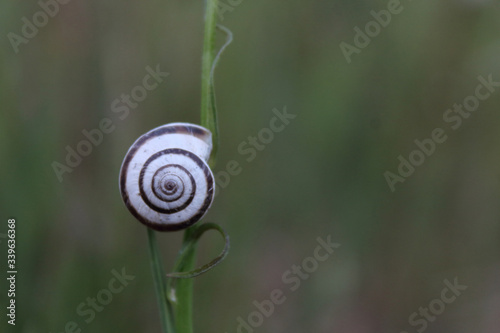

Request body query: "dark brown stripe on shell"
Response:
[137, 124, 210, 145]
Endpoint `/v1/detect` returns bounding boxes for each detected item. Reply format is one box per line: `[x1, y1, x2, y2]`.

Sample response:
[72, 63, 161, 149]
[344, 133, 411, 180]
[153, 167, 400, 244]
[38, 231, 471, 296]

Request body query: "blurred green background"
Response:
[1, 0, 500, 332]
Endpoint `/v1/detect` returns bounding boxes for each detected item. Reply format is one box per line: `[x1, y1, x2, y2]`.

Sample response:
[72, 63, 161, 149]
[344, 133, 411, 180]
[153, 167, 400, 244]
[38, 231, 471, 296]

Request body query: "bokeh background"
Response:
[1, 0, 500, 332]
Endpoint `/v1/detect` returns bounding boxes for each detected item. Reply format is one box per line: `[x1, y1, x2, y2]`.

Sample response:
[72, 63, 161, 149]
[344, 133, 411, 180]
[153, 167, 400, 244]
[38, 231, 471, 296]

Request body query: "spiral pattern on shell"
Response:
[119, 123, 215, 231]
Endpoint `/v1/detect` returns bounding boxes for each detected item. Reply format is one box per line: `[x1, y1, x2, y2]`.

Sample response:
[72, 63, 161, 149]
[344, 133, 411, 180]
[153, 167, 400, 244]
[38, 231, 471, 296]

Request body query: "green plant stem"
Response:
[167, 223, 230, 333]
[149, 1, 225, 332]
[170, 227, 199, 333]
[172, 1, 220, 330]
[200, 0, 219, 160]
[147, 228, 176, 333]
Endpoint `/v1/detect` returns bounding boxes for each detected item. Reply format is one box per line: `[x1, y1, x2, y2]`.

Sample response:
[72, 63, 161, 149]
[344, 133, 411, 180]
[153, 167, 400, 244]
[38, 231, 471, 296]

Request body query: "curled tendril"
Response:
[207, 24, 233, 166]
[211, 25, 233, 82]
[166, 222, 230, 279]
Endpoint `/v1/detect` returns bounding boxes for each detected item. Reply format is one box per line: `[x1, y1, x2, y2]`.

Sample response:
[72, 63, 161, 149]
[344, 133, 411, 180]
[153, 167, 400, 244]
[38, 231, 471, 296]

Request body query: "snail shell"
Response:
[119, 123, 215, 231]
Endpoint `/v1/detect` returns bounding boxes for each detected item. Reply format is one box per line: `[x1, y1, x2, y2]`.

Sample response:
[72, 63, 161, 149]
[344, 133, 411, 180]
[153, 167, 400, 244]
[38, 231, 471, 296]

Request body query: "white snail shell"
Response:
[119, 123, 215, 231]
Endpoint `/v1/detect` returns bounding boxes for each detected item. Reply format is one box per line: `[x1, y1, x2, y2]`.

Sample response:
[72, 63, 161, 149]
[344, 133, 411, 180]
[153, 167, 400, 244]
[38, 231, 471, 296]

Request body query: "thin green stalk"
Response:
[166, 223, 229, 333]
[147, 228, 176, 333]
[149, 1, 230, 332]
[170, 228, 198, 333]
[200, 0, 219, 162]
[172, 1, 220, 331]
